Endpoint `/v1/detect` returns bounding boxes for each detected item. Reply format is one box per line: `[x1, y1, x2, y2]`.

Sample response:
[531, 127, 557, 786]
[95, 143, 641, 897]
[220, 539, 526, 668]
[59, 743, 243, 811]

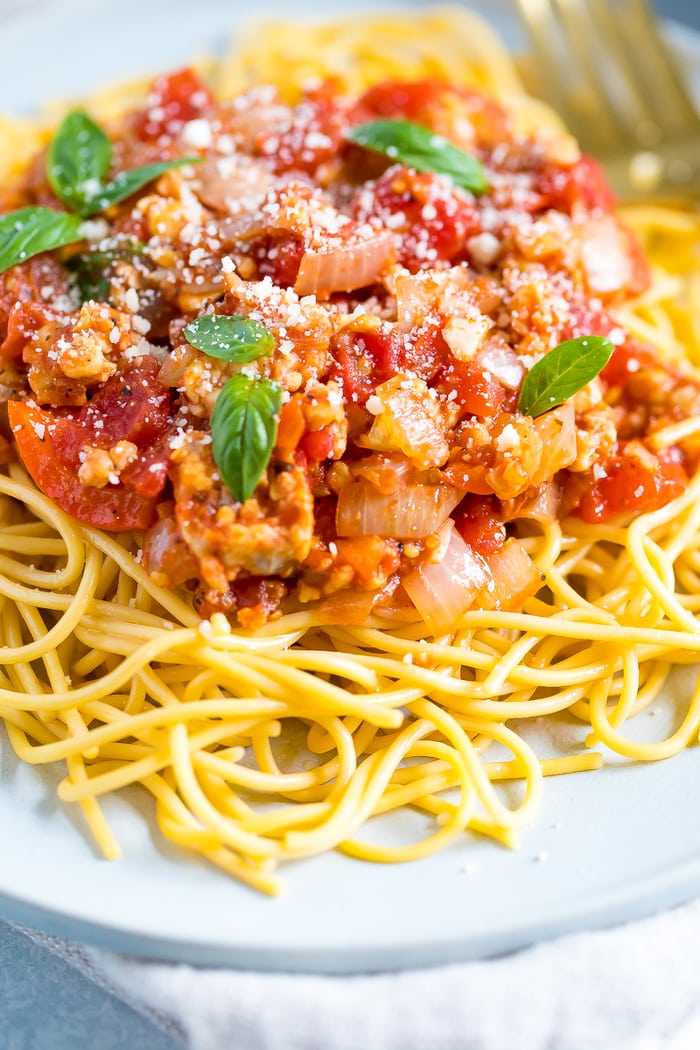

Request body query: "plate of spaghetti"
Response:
[2, 0, 700, 971]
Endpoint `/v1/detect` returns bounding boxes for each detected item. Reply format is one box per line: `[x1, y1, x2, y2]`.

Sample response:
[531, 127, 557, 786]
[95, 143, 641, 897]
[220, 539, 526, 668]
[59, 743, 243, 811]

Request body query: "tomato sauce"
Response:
[2, 71, 697, 624]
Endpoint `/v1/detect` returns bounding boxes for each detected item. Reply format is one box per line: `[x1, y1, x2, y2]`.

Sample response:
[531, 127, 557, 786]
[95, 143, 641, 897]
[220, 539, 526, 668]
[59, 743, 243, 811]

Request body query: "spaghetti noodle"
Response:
[1, 8, 700, 895]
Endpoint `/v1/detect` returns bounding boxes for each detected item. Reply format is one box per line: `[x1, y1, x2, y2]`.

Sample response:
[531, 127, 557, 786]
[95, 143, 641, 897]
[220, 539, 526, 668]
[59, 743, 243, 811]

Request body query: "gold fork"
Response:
[515, 0, 700, 200]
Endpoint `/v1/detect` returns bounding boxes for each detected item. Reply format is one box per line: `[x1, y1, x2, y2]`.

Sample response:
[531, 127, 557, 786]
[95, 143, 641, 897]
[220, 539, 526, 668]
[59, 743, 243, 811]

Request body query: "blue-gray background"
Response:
[1, 2, 698, 1048]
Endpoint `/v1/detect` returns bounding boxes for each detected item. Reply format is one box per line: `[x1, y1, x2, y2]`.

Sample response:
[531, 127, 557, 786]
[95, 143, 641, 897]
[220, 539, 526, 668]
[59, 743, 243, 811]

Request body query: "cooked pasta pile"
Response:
[1, 7, 700, 895]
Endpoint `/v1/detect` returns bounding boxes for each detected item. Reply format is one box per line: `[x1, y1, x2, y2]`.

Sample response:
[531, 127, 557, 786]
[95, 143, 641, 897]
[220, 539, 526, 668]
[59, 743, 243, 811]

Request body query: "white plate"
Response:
[1, 0, 700, 973]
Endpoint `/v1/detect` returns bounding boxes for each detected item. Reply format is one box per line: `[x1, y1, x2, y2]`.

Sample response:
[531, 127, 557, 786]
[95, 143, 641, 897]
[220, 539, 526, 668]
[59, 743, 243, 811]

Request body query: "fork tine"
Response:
[517, 0, 700, 200]
[552, 0, 641, 148]
[514, 0, 584, 133]
[615, 0, 700, 136]
[585, 0, 666, 145]
[515, 0, 623, 151]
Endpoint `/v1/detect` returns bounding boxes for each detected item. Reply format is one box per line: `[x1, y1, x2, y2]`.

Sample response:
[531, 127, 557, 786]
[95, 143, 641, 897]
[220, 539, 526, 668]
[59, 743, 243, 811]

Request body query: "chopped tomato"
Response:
[435, 360, 506, 417]
[0, 256, 69, 344]
[600, 339, 667, 389]
[248, 232, 305, 287]
[355, 79, 507, 143]
[404, 323, 448, 382]
[0, 301, 62, 361]
[121, 439, 171, 498]
[194, 575, 288, 628]
[276, 399, 336, 462]
[330, 326, 405, 404]
[335, 535, 401, 589]
[561, 291, 617, 343]
[275, 397, 306, 459]
[258, 87, 348, 175]
[132, 68, 214, 142]
[8, 361, 172, 531]
[80, 360, 171, 447]
[576, 443, 687, 523]
[299, 426, 335, 462]
[453, 494, 506, 554]
[8, 401, 160, 530]
[357, 80, 454, 123]
[355, 168, 481, 271]
[537, 156, 615, 215]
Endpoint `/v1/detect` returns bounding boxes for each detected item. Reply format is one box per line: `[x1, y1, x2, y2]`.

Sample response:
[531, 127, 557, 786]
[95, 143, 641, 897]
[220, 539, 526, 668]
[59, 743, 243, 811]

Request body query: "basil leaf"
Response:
[346, 119, 488, 195]
[0, 207, 83, 275]
[47, 110, 113, 218]
[211, 375, 282, 503]
[45, 108, 201, 217]
[89, 158, 199, 214]
[518, 336, 614, 417]
[184, 314, 275, 363]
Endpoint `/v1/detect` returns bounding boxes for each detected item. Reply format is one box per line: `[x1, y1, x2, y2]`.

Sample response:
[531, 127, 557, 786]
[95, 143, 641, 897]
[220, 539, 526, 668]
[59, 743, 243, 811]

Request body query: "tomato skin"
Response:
[133, 68, 213, 142]
[576, 443, 687, 523]
[8, 401, 160, 531]
[453, 495, 506, 554]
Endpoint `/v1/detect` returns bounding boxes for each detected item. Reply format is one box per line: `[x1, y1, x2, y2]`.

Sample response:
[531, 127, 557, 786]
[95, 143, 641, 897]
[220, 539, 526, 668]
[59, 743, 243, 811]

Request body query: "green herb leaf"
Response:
[46, 108, 200, 218]
[211, 375, 282, 503]
[90, 158, 199, 214]
[518, 335, 614, 417]
[346, 119, 488, 195]
[47, 110, 113, 218]
[184, 314, 275, 363]
[0, 207, 83, 275]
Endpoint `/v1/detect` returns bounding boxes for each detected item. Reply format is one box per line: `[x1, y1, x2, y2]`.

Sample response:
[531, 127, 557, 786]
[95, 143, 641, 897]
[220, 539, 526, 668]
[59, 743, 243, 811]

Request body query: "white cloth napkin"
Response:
[12, 899, 700, 1050]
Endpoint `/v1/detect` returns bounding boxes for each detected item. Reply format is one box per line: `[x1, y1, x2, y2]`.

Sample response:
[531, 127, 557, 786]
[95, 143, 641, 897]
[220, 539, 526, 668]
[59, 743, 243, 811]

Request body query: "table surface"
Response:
[1, 1, 699, 1048]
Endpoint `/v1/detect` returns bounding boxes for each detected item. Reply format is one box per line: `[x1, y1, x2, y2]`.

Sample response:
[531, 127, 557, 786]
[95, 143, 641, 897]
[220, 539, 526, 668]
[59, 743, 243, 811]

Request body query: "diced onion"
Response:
[502, 481, 560, 524]
[394, 268, 470, 330]
[402, 521, 490, 634]
[336, 481, 462, 538]
[294, 231, 394, 296]
[475, 538, 544, 612]
[319, 587, 378, 625]
[477, 343, 524, 390]
[350, 454, 417, 493]
[580, 216, 632, 295]
[142, 517, 197, 586]
[157, 342, 197, 388]
[191, 156, 272, 214]
[531, 403, 577, 483]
